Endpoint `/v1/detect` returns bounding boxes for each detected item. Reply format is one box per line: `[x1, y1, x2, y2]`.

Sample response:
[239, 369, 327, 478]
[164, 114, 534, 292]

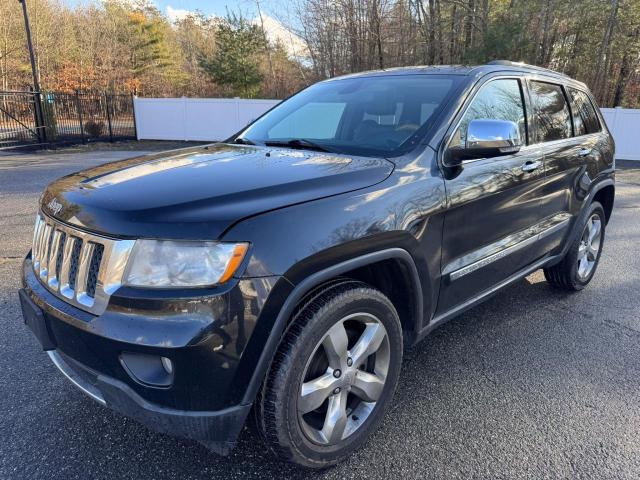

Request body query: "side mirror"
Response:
[446, 119, 522, 165]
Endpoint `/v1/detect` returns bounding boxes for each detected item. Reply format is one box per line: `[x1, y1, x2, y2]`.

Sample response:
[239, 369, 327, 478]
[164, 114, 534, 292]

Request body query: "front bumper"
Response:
[20, 255, 287, 454]
[46, 348, 250, 454]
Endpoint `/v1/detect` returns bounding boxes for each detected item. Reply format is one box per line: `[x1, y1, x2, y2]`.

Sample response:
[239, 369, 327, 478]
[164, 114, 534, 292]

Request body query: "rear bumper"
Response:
[46, 349, 250, 454]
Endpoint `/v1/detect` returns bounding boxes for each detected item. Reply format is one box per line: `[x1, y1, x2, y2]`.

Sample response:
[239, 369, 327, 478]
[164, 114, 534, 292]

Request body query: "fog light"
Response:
[120, 352, 174, 388]
[161, 356, 173, 375]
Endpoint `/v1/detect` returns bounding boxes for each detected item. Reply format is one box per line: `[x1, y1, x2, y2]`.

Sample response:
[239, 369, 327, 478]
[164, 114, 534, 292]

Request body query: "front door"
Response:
[436, 77, 548, 315]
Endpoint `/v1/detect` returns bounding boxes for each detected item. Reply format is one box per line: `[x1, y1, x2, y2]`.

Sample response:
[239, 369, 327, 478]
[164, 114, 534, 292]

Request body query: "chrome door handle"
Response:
[578, 147, 592, 157]
[521, 160, 542, 172]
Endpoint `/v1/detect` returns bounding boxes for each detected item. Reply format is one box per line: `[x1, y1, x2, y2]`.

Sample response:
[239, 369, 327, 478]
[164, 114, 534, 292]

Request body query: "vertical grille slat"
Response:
[59, 236, 77, 299]
[46, 230, 63, 288]
[68, 238, 83, 291]
[75, 242, 95, 308]
[55, 232, 67, 279]
[34, 220, 47, 270]
[39, 224, 54, 279]
[31, 213, 135, 315]
[32, 216, 44, 269]
[87, 244, 104, 298]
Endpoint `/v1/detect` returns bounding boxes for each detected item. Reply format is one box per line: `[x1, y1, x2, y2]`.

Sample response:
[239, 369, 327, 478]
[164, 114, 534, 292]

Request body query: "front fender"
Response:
[237, 247, 424, 406]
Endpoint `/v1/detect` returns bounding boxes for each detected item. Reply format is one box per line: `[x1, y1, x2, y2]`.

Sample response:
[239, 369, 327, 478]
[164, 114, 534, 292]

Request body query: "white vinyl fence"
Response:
[601, 108, 640, 161]
[133, 98, 640, 161]
[133, 97, 280, 142]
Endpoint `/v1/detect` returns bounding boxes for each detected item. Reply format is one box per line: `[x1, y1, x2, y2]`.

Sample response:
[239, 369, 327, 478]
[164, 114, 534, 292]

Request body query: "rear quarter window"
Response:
[530, 81, 572, 142]
[568, 88, 601, 135]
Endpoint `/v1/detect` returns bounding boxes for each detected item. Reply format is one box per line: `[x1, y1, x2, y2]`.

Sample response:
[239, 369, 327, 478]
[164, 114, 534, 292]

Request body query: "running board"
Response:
[415, 253, 561, 343]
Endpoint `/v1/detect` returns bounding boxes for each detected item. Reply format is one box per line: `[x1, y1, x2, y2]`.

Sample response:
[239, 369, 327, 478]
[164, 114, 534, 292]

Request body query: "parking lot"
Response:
[1, 146, 639, 479]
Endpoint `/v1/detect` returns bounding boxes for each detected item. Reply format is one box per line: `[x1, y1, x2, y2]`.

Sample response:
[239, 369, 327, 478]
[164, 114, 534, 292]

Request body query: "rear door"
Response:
[528, 80, 599, 256]
[436, 76, 548, 315]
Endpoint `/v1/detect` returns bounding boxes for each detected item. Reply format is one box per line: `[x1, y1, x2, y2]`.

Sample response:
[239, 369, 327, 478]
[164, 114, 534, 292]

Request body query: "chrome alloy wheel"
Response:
[297, 312, 390, 445]
[577, 213, 602, 280]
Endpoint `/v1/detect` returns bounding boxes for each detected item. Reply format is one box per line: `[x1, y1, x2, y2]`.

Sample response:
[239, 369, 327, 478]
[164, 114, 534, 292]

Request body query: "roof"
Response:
[327, 61, 585, 87]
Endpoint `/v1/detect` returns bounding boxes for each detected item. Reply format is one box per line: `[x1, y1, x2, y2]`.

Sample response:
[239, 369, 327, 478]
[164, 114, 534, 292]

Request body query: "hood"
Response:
[41, 144, 394, 239]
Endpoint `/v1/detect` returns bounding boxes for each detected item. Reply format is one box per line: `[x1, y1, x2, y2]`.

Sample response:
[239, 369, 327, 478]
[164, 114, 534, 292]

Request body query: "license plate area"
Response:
[19, 289, 56, 350]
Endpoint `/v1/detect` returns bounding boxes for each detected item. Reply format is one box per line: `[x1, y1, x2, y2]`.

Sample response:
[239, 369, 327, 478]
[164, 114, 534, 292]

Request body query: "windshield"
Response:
[235, 74, 460, 157]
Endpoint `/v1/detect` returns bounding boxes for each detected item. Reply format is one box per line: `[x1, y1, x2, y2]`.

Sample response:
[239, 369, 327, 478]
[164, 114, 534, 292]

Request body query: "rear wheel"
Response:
[544, 201, 606, 291]
[256, 280, 403, 469]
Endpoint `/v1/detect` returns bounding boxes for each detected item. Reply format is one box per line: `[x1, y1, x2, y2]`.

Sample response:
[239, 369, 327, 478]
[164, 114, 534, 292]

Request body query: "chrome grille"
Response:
[31, 213, 135, 315]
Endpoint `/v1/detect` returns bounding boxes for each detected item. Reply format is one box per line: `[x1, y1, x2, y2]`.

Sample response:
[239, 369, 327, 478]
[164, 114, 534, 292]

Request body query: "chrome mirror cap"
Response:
[466, 119, 522, 152]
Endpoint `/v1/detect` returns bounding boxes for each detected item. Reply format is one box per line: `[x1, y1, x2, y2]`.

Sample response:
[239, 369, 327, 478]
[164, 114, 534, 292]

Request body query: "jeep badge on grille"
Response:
[47, 198, 63, 215]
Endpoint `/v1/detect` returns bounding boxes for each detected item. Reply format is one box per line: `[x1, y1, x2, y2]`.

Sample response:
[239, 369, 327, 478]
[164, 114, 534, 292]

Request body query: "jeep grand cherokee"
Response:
[19, 61, 615, 468]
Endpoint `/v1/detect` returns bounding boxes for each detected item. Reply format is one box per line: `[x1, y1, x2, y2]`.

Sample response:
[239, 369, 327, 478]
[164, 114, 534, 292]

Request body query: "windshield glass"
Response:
[236, 74, 460, 157]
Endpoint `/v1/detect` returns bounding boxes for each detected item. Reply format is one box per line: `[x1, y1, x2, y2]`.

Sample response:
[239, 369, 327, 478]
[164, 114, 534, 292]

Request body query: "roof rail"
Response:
[486, 60, 567, 77]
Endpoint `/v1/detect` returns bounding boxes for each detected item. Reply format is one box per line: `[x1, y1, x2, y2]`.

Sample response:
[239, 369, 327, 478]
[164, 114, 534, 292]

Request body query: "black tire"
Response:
[544, 201, 606, 291]
[255, 280, 403, 469]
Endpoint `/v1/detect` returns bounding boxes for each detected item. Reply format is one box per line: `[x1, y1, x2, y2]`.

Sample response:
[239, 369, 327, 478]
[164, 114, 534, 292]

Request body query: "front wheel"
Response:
[544, 201, 606, 291]
[256, 280, 403, 469]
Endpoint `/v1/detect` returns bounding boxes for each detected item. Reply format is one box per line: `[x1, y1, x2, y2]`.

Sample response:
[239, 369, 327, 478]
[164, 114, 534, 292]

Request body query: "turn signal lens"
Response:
[219, 243, 249, 283]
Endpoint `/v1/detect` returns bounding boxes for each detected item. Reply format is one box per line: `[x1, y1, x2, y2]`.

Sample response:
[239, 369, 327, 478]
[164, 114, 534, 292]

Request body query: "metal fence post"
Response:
[131, 94, 138, 140]
[75, 90, 86, 144]
[21, 1, 46, 145]
[105, 93, 114, 142]
[28, 87, 46, 144]
[35, 91, 47, 144]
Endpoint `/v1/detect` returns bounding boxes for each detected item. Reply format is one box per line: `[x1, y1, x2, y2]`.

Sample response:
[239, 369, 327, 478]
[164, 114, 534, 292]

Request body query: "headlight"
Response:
[124, 240, 249, 288]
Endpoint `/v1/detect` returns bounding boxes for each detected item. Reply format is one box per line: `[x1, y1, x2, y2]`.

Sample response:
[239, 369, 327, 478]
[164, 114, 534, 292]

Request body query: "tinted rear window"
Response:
[530, 81, 572, 142]
[569, 88, 601, 135]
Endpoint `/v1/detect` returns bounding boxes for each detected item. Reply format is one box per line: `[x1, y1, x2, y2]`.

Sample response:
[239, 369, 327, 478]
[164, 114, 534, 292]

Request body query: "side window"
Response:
[449, 79, 527, 149]
[568, 88, 601, 135]
[530, 81, 572, 142]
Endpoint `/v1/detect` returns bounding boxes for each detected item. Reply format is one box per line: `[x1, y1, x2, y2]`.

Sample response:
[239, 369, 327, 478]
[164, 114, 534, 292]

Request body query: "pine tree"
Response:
[199, 14, 264, 98]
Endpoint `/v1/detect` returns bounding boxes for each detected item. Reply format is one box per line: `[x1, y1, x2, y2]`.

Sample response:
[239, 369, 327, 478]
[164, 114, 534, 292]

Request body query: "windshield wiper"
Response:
[232, 137, 256, 145]
[264, 139, 338, 153]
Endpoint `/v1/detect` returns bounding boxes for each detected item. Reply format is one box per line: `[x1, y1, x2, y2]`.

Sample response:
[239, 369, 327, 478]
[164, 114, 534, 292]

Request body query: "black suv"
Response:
[19, 61, 614, 468]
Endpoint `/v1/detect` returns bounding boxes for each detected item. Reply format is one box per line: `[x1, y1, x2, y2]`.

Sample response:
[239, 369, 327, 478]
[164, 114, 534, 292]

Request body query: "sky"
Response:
[61, 0, 307, 57]
[157, 0, 258, 19]
[63, 0, 283, 21]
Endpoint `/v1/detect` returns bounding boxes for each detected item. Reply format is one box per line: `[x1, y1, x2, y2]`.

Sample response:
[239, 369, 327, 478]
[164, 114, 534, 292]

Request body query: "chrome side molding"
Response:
[445, 213, 571, 281]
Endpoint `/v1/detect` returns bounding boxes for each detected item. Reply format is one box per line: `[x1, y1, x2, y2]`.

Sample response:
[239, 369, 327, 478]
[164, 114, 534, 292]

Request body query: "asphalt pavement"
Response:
[1, 148, 639, 479]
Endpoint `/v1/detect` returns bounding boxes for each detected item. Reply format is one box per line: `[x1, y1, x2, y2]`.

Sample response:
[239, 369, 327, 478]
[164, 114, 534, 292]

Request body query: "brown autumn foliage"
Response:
[1, 0, 308, 98]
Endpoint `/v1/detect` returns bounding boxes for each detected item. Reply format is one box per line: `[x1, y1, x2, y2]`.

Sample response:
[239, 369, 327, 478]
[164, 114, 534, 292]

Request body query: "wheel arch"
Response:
[555, 177, 615, 263]
[241, 247, 423, 405]
[592, 183, 615, 224]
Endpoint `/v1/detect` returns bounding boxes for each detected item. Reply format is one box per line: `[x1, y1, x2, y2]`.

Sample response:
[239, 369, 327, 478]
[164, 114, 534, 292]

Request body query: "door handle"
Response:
[521, 160, 542, 172]
[578, 147, 592, 157]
